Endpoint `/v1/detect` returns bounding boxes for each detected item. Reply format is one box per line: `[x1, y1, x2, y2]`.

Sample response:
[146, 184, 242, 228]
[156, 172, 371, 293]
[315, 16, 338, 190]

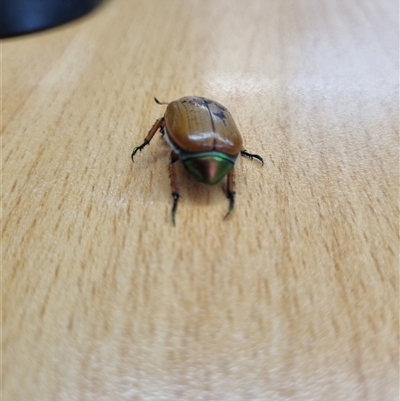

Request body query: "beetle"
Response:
[131, 96, 263, 224]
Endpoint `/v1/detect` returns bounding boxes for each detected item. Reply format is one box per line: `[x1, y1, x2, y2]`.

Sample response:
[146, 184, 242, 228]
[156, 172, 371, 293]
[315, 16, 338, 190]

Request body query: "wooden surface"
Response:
[2, 0, 398, 400]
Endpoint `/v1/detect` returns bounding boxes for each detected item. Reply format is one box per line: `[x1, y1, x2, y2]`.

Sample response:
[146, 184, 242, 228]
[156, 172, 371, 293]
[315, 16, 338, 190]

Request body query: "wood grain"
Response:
[2, 0, 398, 400]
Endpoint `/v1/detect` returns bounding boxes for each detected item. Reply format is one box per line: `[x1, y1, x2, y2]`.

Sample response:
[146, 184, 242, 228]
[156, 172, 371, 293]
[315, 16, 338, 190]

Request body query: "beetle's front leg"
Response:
[169, 151, 180, 225]
[131, 117, 164, 161]
[224, 168, 235, 219]
[240, 149, 264, 165]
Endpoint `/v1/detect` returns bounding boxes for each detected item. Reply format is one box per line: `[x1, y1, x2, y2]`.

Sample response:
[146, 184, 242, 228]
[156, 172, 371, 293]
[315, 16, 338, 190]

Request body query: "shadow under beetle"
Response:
[131, 96, 263, 224]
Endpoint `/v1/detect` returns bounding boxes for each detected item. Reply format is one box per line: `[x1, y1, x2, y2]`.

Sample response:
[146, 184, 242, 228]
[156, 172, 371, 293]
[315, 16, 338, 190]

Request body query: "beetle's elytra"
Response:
[131, 96, 263, 224]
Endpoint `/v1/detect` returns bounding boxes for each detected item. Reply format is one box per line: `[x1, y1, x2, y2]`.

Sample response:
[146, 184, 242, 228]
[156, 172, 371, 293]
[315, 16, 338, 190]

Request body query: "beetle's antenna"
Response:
[154, 97, 169, 105]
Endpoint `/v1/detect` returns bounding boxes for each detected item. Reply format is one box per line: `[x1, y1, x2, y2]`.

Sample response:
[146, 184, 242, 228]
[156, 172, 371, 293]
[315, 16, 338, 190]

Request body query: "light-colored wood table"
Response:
[3, 0, 398, 400]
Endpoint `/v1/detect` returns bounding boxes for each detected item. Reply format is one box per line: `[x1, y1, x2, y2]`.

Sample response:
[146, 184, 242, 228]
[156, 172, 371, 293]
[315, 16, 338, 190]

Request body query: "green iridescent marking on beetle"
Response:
[180, 150, 237, 163]
[181, 151, 236, 185]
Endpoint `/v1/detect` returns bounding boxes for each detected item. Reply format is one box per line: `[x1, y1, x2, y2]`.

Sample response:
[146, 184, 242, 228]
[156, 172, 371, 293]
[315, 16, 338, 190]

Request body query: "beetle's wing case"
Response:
[164, 97, 243, 156]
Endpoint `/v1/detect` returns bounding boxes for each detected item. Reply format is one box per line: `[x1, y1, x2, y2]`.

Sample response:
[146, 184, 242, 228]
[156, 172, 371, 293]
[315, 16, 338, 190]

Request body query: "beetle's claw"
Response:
[251, 154, 264, 166]
[224, 192, 235, 219]
[241, 150, 264, 166]
[131, 148, 139, 161]
[171, 192, 180, 225]
[131, 140, 150, 162]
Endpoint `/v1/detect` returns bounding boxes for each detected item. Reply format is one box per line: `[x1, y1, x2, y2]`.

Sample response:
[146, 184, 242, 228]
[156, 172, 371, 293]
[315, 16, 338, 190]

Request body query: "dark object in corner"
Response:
[1, 0, 104, 38]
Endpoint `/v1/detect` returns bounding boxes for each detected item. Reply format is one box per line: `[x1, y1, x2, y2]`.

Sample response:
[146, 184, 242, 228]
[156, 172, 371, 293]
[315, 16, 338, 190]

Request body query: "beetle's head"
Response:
[182, 152, 236, 185]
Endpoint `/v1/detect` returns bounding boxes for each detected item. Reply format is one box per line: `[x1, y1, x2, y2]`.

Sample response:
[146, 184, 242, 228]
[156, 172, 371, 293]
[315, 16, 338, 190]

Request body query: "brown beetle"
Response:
[131, 96, 263, 223]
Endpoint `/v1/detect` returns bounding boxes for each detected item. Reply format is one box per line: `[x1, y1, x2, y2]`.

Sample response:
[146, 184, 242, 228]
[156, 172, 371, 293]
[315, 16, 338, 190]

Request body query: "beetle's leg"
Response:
[169, 151, 180, 225]
[131, 117, 164, 161]
[159, 125, 165, 137]
[240, 149, 264, 166]
[224, 168, 235, 219]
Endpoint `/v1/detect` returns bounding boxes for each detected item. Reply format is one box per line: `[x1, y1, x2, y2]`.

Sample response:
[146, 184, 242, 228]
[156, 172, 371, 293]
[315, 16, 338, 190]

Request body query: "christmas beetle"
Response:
[131, 96, 263, 224]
